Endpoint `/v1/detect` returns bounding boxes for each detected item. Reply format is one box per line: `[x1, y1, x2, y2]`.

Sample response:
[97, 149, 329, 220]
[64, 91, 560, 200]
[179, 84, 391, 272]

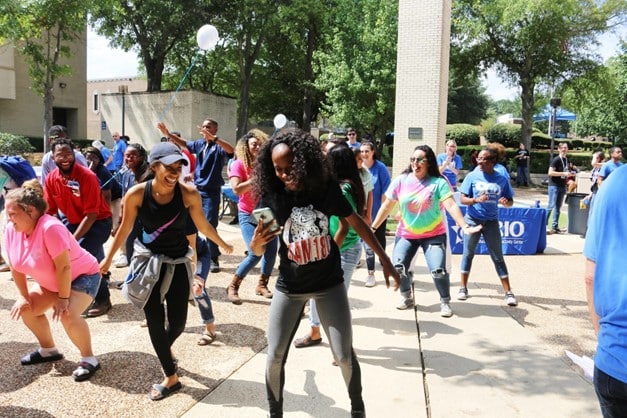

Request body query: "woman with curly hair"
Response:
[226, 129, 278, 304]
[250, 129, 400, 418]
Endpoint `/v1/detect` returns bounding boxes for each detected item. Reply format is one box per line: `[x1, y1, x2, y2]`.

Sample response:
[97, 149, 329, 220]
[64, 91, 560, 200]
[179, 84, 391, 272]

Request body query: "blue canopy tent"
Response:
[533, 105, 577, 122]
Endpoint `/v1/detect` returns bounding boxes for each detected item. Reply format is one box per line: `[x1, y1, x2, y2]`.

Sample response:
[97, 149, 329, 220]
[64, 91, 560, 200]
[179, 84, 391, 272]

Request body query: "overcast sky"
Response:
[88, 27, 626, 101]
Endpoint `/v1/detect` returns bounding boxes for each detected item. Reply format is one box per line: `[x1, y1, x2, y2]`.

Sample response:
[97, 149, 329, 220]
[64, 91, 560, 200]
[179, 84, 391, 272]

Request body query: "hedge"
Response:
[445, 124, 480, 146]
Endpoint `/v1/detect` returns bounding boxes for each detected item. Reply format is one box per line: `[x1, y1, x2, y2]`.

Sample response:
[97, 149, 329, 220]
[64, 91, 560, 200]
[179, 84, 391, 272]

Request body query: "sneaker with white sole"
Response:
[114, 254, 128, 268]
[365, 273, 376, 288]
[440, 302, 453, 317]
[456, 287, 468, 301]
[396, 297, 414, 310]
[505, 291, 518, 306]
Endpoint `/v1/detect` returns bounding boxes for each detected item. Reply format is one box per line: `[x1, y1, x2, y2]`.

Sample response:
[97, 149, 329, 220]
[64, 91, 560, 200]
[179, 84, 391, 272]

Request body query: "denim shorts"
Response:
[71, 273, 101, 299]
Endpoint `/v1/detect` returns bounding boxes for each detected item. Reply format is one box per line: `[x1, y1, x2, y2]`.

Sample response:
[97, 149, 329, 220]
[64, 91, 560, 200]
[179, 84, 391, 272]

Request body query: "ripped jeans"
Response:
[392, 233, 450, 302]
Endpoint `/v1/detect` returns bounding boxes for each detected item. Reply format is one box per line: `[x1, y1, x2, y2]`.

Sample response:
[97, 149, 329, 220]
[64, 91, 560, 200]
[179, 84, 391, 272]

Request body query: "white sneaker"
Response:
[456, 287, 468, 301]
[440, 302, 453, 317]
[114, 254, 128, 268]
[365, 273, 376, 288]
[396, 297, 414, 310]
[505, 291, 518, 306]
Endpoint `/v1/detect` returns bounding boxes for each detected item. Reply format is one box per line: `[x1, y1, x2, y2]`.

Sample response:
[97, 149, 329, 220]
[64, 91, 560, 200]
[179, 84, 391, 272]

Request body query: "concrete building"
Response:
[0, 35, 87, 140]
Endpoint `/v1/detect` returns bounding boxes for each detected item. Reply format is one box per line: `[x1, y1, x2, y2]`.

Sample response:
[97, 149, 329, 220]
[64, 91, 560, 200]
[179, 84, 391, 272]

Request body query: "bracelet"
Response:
[58, 297, 70, 300]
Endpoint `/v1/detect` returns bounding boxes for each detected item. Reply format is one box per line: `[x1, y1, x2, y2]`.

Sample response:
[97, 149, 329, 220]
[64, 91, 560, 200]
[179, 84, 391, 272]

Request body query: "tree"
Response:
[89, 0, 209, 92]
[315, 0, 398, 147]
[447, 67, 489, 125]
[452, 0, 627, 150]
[0, 0, 90, 148]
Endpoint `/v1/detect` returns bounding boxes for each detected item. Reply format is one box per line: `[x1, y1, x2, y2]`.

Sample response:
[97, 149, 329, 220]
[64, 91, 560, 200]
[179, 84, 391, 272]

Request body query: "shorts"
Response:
[71, 273, 101, 299]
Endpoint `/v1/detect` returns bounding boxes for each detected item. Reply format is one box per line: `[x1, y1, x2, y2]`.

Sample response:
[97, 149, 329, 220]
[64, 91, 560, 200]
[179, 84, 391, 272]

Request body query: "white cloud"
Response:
[87, 28, 140, 80]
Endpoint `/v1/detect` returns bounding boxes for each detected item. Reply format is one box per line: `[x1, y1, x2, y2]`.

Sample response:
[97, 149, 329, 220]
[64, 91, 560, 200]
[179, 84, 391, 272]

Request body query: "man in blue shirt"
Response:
[110, 132, 127, 173]
[158, 119, 234, 272]
[436, 140, 463, 191]
[597, 146, 623, 188]
[584, 164, 627, 417]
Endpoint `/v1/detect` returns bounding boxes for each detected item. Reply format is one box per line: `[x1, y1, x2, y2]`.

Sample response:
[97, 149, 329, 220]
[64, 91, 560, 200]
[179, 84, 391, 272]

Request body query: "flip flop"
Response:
[293, 335, 322, 348]
[197, 331, 217, 346]
[149, 381, 182, 401]
[72, 361, 101, 382]
[20, 350, 64, 365]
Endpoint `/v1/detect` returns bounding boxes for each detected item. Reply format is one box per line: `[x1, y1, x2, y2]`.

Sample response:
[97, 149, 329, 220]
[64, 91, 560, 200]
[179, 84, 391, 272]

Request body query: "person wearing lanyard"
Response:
[546, 143, 573, 234]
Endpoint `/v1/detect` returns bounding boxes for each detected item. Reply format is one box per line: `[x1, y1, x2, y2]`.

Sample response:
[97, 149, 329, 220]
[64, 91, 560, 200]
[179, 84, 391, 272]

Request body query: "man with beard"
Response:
[44, 138, 113, 317]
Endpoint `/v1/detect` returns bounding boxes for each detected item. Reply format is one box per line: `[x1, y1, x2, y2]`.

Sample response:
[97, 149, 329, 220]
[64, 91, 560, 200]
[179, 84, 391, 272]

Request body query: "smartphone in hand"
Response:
[252, 207, 280, 232]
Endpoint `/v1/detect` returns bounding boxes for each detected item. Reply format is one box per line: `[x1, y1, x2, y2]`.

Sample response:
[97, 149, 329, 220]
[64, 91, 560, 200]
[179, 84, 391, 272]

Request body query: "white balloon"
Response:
[273, 114, 288, 129]
[197, 25, 219, 51]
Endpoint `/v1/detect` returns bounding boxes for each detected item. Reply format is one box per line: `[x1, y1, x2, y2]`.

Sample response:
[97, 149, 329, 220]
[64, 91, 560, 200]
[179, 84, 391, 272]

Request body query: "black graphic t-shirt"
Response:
[271, 180, 353, 294]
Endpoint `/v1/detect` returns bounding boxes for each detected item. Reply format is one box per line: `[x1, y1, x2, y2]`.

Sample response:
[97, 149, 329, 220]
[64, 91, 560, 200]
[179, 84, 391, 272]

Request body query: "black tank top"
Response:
[138, 181, 189, 258]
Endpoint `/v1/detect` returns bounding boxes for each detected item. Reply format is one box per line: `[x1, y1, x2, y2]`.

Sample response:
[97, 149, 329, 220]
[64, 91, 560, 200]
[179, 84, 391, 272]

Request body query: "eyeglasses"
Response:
[410, 157, 426, 164]
[476, 157, 494, 162]
[347, 132, 356, 136]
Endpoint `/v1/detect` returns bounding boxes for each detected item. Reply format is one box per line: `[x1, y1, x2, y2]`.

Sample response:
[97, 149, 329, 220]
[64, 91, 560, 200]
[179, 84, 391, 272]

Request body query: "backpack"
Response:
[0, 156, 37, 187]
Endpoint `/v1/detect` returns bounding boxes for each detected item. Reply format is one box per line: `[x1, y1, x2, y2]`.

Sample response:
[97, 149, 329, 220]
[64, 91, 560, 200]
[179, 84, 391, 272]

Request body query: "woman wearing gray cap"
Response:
[99, 142, 233, 401]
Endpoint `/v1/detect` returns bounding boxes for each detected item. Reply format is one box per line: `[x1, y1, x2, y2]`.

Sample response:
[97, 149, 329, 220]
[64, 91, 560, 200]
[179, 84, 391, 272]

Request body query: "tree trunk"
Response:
[520, 78, 535, 181]
[144, 56, 165, 92]
[237, 77, 250, 139]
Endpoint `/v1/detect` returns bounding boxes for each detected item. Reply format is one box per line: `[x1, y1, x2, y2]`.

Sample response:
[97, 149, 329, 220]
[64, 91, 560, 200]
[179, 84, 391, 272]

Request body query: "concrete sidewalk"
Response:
[182, 221, 599, 417]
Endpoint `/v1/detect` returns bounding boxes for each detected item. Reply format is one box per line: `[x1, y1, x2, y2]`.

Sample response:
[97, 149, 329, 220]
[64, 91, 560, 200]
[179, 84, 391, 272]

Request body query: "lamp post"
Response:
[549, 97, 561, 161]
[118, 85, 128, 135]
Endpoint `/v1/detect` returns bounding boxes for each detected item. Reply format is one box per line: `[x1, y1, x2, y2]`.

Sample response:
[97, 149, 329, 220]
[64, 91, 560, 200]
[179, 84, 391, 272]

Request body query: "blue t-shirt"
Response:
[112, 140, 127, 171]
[367, 160, 391, 220]
[186, 139, 233, 194]
[460, 169, 513, 221]
[436, 153, 463, 187]
[599, 160, 624, 180]
[101, 147, 113, 170]
[583, 164, 627, 384]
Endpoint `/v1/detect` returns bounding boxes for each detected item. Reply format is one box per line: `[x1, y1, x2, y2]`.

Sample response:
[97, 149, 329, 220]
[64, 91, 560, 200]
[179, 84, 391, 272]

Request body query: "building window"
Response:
[92, 91, 99, 113]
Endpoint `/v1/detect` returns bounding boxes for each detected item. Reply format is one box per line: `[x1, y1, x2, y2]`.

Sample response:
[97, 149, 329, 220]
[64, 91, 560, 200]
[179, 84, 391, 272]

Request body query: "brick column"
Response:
[393, 0, 451, 177]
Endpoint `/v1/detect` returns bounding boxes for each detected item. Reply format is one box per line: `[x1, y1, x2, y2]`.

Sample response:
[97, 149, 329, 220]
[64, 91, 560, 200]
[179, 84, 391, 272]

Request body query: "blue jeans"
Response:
[201, 190, 221, 261]
[547, 185, 566, 230]
[235, 211, 278, 279]
[309, 241, 362, 327]
[516, 166, 529, 186]
[194, 236, 214, 325]
[71, 273, 101, 299]
[266, 283, 363, 415]
[392, 234, 450, 301]
[461, 216, 509, 278]
[65, 217, 113, 304]
[363, 219, 387, 271]
[595, 366, 627, 418]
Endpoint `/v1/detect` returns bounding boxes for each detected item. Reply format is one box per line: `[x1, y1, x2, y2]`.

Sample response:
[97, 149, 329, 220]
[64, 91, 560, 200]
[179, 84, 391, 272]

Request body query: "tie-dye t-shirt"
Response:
[385, 174, 452, 239]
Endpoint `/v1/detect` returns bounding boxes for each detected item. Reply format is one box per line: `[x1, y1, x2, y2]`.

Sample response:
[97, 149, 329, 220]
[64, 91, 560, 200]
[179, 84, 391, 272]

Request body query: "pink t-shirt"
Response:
[5, 214, 99, 292]
[229, 159, 258, 214]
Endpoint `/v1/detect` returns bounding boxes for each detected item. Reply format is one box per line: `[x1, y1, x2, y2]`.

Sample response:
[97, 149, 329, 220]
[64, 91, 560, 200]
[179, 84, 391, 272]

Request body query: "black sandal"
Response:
[72, 361, 101, 382]
[20, 350, 64, 365]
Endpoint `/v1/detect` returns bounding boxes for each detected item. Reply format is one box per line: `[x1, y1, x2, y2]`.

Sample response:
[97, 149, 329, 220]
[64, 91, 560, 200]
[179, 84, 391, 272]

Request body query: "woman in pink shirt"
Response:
[226, 129, 278, 304]
[5, 180, 101, 381]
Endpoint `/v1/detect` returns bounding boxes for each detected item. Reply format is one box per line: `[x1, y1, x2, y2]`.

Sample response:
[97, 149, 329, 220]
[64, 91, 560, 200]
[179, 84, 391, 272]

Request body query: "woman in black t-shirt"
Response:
[250, 129, 400, 418]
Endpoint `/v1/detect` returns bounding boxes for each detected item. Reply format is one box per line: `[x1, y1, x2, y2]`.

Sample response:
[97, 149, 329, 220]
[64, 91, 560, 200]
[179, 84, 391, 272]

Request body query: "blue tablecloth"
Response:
[446, 206, 547, 255]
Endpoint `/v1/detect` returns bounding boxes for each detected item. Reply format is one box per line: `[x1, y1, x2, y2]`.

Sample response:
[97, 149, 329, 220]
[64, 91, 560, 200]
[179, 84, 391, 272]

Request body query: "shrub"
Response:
[0, 132, 36, 155]
[445, 124, 480, 146]
[485, 123, 521, 148]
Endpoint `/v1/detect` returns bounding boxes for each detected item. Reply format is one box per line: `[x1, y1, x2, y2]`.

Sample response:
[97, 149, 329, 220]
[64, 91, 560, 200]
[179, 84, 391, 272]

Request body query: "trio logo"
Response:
[450, 220, 526, 244]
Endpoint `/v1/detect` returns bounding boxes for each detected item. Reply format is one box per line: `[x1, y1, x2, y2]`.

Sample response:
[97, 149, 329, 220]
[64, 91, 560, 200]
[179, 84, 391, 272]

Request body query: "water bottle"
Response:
[534, 200, 540, 208]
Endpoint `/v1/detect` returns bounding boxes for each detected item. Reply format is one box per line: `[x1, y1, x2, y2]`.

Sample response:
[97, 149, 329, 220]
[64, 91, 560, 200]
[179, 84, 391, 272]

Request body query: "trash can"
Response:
[566, 193, 589, 235]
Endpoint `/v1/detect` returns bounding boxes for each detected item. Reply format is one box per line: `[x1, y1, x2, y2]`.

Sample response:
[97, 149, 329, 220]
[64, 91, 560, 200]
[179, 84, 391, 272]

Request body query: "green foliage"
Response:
[485, 123, 521, 148]
[452, 0, 627, 148]
[315, 0, 398, 144]
[0, 132, 36, 156]
[445, 124, 481, 146]
[447, 64, 490, 124]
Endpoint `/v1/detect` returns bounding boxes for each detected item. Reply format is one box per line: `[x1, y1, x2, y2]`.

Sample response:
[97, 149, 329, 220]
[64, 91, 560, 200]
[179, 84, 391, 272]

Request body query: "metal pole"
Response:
[122, 94, 126, 136]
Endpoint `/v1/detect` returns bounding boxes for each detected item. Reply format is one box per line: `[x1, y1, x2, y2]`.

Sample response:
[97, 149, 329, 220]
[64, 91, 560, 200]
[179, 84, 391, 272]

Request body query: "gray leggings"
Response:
[265, 282, 364, 416]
